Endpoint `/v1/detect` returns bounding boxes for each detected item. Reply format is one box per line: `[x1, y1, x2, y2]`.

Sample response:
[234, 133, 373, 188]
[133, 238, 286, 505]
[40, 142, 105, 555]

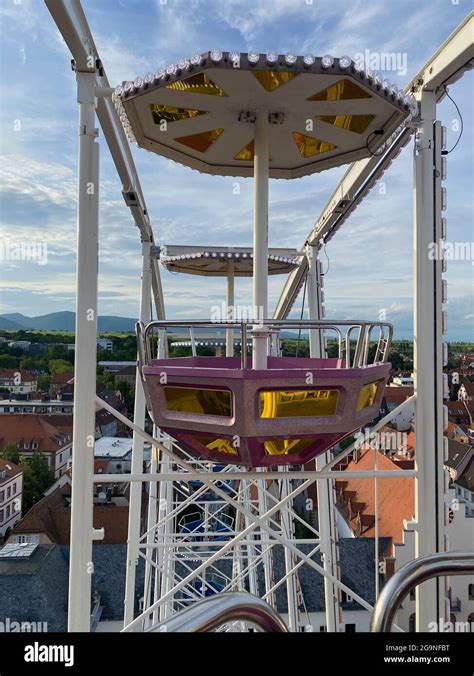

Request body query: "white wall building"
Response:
[0, 460, 23, 538]
[0, 369, 37, 395]
[393, 488, 474, 631]
[97, 338, 113, 352]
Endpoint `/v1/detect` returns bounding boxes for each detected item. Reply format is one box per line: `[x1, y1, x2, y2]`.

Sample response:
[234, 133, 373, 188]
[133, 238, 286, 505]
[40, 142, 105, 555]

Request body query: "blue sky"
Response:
[0, 0, 472, 340]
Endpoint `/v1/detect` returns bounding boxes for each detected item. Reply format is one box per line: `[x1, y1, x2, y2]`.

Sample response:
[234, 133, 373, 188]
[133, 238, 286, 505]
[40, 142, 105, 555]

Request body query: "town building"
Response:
[98, 361, 136, 373]
[49, 372, 74, 398]
[0, 459, 23, 539]
[114, 365, 136, 387]
[0, 414, 72, 477]
[97, 338, 113, 352]
[0, 369, 37, 396]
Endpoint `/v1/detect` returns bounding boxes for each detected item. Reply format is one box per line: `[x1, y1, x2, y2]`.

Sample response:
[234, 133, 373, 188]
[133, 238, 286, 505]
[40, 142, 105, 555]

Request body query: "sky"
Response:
[0, 0, 472, 340]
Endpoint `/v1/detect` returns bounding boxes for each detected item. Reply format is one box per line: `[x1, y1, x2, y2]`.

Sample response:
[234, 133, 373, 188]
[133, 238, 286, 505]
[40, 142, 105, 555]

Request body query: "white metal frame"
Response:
[44, 0, 473, 633]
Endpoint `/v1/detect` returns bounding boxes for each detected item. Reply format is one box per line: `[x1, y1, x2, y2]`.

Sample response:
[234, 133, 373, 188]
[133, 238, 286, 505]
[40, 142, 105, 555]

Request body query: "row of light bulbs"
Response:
[113, 51, 417, 117]
[164, 252, 298, 264]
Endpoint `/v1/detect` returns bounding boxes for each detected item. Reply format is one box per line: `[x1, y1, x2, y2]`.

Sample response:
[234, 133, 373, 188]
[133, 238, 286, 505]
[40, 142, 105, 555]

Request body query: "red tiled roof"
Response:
[337, 448, 414, 544]
[12, 486, 129, 545]
[0, 414, 72, 453]
[50, 373, 74, 385]
[0, 369, 36, 381]
[383, 386, 414, 404]
[0, 458, 22, 483]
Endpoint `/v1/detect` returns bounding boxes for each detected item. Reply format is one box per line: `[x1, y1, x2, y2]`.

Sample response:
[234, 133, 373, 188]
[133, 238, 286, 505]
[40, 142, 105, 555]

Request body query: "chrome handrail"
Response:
[370, 551, 474, 632]
[137, 319, 393, 369]
[147, 592, 288, 633]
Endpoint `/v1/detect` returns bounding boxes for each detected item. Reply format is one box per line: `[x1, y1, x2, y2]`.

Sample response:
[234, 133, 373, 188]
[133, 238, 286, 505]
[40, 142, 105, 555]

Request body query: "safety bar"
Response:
[136, 319, 393, 370]
[147, 592, 288, 633]
[370, 551, 474, 632]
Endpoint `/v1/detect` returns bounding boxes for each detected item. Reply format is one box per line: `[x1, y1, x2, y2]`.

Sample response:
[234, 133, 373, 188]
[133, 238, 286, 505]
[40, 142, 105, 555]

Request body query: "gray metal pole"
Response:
[307, 247, 339, 632]
[124, 242, 152, 627]
[252, 112, 269, 369]
[226, 262, 235, 357]
[413, 92, 446, 631]
[68, 69, 99, 632]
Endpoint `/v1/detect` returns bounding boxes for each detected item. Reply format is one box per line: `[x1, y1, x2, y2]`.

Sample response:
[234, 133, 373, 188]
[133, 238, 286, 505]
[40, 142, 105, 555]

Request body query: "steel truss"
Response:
[44, 0, 473, 633]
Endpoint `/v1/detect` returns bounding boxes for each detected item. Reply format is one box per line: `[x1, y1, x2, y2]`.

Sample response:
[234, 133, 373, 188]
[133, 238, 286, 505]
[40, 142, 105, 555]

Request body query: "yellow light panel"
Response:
[150, 104, 208, 124]
[175, 128, 224, 153]
[356, 382, 379, 411]
[307, 79, 372, 101]
[164, 386, 232, 416]
[259, 389, 339, 418]
[292, 132, 336, 157]
[252, 70, 299, 92]
[234, 139, 274, 161]
[316, 114, 375, 134]
[166, 73, 227, 96]
[264, 437, 316, 456]
[234, 139, 254, 161]
[191, 435, 238, 455]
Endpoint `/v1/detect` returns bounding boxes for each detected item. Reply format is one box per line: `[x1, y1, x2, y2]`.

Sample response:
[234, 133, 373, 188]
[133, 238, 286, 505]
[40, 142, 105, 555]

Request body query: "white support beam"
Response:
[226, 262, 235, 357]
[123, 242, 152, 628]
[68, 68, 99, 632]
[307, 248, 339, 632]
[413, 95, 446, 631]
[252, 112, 269, 369]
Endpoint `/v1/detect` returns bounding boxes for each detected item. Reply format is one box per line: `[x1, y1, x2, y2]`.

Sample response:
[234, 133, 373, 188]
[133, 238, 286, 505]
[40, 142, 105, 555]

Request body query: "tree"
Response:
[20, 453, 54, 512]
[0, 355, 18, 369]
[37, 375, 51, 392]
[1, 442, 20, 464]
[49, 359, 74, 374]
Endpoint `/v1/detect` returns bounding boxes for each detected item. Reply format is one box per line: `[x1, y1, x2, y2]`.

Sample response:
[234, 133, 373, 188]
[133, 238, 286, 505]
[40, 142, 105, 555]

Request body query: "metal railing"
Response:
[147, 591, 288, 633]
[370, 551, 474, 632]
[136, 319, 393, 371]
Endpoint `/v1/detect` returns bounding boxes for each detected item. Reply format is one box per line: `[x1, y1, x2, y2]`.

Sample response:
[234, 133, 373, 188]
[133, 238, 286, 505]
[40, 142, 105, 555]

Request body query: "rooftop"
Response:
[445, 438, 473, 471]
[0, 458, 22, 484]
[0, 414, 72, 453]
[337, 448, 414, 544]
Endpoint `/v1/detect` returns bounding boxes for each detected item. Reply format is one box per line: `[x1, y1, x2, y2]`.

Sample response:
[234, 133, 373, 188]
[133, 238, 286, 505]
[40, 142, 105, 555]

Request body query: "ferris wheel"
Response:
[43, 0, 474, 635]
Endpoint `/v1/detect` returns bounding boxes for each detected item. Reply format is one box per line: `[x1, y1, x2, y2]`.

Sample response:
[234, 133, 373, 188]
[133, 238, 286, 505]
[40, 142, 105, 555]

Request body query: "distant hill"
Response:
[0, 312, 139, 333]
[0, 316, 25, 330]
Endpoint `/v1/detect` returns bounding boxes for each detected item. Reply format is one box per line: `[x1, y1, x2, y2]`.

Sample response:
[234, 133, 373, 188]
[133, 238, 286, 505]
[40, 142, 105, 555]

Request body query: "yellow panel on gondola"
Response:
[164, 386, 233, 417]
[263, 437, 317, 456]
[259, 389, 339, 418]
[191, 435, 238, 455]
[356, 382, 380, 411]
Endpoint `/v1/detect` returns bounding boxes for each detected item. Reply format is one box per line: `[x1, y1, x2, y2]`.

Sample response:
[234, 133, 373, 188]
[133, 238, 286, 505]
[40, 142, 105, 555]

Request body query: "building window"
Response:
[6, 486, 11, 499]
[0, 510, 3, 523]
[0, 490, 4, 503]
[6, 505, 10, 518]
[469, 584, 474, 600]
[319, 626, 326, 632]
[13, 483, 16, 495]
